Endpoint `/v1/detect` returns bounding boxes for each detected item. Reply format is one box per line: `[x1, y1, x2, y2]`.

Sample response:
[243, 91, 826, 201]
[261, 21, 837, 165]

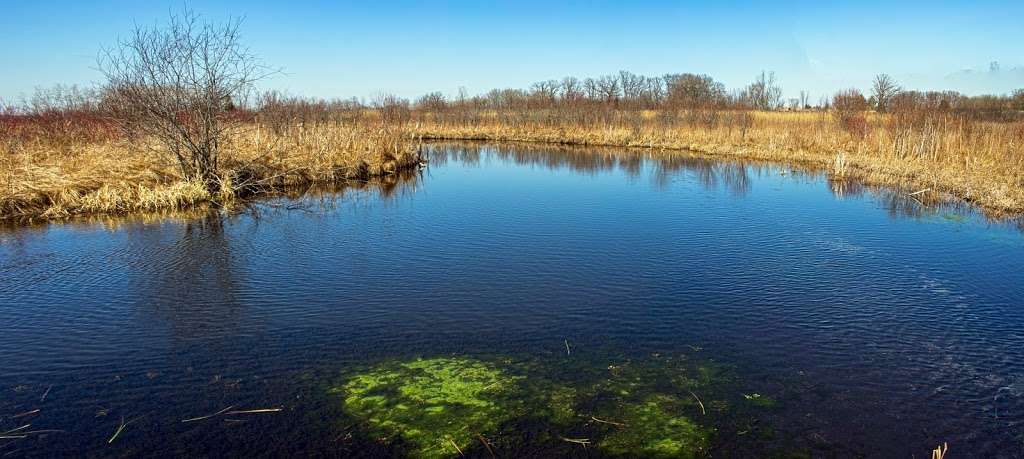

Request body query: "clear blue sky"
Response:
[2, 1, 1022, 103]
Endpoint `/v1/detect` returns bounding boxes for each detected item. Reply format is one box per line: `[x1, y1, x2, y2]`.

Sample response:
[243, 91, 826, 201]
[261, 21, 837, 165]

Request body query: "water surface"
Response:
[2, 143, 1023, 457]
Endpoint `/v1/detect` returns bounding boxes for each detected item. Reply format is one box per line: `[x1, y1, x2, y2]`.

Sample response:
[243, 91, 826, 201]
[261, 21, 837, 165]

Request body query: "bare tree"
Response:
[98, 8, 272, 191]
[665, 73, 726, 109]
[871, 74, 900, 113]
[743, 71, 783, 110]
[560, 77, 583, 105]
[595, 75, 621, 104]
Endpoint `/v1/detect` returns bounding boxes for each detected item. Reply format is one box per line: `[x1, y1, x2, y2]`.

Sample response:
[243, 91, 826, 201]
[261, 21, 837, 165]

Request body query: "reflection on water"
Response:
[1, 142, 1023, 457]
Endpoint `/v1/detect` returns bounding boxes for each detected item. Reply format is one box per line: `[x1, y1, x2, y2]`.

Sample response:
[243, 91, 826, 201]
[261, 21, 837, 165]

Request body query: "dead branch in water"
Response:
[687, 390, 706, 415]
[108, 415, 143, 444]
[182, 405, 235, 423]
[476, 433, 496, 458]
[448, 438, 465, 457]
[590, 416, 626, 426]
[558, 435, 591, 447]
[224, 408, 282, 415]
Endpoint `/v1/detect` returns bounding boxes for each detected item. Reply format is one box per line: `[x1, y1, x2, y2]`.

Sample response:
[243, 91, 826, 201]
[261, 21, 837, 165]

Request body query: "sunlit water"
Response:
[1, 143, 1023, 457]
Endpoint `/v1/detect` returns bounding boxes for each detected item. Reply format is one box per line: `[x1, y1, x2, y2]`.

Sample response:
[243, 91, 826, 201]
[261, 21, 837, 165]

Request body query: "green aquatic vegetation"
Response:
[331, 353, 767, 457]
[334, 357, 523, 458]
[599, 394, 710, 458]
[545, 385, 579, 424]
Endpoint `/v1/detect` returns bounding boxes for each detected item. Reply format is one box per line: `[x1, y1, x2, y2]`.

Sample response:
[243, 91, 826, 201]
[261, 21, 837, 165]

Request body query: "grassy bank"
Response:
[411, 110, 1024, 216]
[0, 121, 420, 221]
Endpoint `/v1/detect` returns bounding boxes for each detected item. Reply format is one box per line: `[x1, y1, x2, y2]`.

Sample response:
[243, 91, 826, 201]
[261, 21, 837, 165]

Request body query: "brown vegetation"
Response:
[0, 104, 417, 220]
[4, 59, 1023, 221]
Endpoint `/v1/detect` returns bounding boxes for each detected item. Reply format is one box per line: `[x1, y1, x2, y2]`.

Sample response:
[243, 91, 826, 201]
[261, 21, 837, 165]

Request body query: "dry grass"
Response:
[0, 121, 419, 221]
[410, 110, 1024, 216]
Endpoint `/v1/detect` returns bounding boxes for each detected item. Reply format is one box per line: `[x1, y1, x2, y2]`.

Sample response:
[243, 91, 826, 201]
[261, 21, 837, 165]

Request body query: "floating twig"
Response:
[687, 390, 706, 415]
[932, 442, 948, 459]
[182, 405, 235, 423]
[0, 426, 30, 436]
[108, 416, 142, 444]
[448, 438, 465, 457]
[558, 435, 591, 446]
[224, 408, 282, 415]
[12, 410, 39, 419]
[590, 416, 626, 427]
[108, 417, 126, 444]
[908, 188, 931, 196]
[564, 339, 571, 355]
[40, 386, 52, 403]
[476, 433, 496, 458]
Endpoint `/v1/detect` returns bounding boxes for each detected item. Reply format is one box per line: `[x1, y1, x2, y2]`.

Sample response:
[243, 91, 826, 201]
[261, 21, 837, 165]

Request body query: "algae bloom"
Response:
[335, 357, 522, 458]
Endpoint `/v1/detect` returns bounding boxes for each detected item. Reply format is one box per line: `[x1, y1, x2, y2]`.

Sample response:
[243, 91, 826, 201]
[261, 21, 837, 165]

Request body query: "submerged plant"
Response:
[599, 394, 711, 458]
[331, 353, 778, 457]
[333, 357, 523, 458]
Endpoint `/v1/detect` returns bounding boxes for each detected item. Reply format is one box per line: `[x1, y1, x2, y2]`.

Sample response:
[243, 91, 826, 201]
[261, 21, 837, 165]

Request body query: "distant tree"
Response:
[743, 71, 783, 110]
[529, 80, 559, 107]
[870, 74, 900, 113]
[560, 77, 583, 104]
[664, 73, 727, 109]
[415, 92, 448, 111]
[98, 8, 272, 191]
[1012, 89, 1024, 110]
[595, 75, 621, 104]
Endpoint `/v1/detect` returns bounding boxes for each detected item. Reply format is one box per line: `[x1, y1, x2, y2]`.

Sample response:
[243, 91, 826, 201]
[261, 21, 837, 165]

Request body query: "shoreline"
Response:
[412, 120, 1024, 218]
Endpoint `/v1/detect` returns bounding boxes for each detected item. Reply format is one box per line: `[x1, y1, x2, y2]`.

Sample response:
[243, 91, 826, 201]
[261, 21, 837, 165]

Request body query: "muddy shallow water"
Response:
[1, 142, 1023, 457]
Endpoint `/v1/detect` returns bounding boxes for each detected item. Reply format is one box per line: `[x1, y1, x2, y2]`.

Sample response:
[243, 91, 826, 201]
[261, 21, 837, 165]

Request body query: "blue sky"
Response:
[2, 1, 1022, 103]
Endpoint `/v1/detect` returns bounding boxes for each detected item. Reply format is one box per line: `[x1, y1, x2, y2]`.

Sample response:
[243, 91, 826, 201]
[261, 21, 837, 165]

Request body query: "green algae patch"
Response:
[600, 394, 711, 458]
[334, 357, 523, 458]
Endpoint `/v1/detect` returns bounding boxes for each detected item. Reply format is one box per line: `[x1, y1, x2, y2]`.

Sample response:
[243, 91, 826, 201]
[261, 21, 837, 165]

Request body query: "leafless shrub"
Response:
[98, 8, 273, 190]
[742, 71, 783, 110]
[832, 89, 869, 137]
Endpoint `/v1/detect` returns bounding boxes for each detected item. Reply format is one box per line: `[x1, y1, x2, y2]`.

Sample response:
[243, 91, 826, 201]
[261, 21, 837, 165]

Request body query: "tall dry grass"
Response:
[0, 117, 419, 221]
[411, 109, 1024, 215]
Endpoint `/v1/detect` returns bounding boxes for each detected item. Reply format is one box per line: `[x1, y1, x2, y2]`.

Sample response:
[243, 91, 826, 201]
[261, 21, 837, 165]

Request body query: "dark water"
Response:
[2, 143, 1023, 457]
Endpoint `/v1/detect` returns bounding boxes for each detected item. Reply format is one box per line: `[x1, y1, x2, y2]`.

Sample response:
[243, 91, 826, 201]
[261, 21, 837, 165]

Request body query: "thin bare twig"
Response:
[448, 438, 465, 457]
[224, 408, 281, 415]
[687, 390, 706, 415]
[476, 433, 496, 458]
[590, 416, 626, 426]
[182, 405, 235, 423]
[558, 435, 591, 447]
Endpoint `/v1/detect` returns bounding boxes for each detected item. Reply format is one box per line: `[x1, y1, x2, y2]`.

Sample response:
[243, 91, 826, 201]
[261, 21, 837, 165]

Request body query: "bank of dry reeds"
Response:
[411, 109, 1024, 215]
[0, 115, 419, 220]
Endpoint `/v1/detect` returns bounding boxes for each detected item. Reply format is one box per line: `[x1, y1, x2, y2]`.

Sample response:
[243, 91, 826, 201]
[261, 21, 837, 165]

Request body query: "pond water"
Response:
[1, 142, 1023, 457]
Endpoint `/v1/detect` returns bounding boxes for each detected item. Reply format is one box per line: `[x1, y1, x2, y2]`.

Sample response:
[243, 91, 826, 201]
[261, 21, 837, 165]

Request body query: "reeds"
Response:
[0, 118, 419, 221]
[411, 109, 1024, 216]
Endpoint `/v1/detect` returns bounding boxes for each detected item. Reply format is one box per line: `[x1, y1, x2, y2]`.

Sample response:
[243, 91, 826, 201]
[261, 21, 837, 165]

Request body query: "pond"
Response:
[1, 142, 1023, 457]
